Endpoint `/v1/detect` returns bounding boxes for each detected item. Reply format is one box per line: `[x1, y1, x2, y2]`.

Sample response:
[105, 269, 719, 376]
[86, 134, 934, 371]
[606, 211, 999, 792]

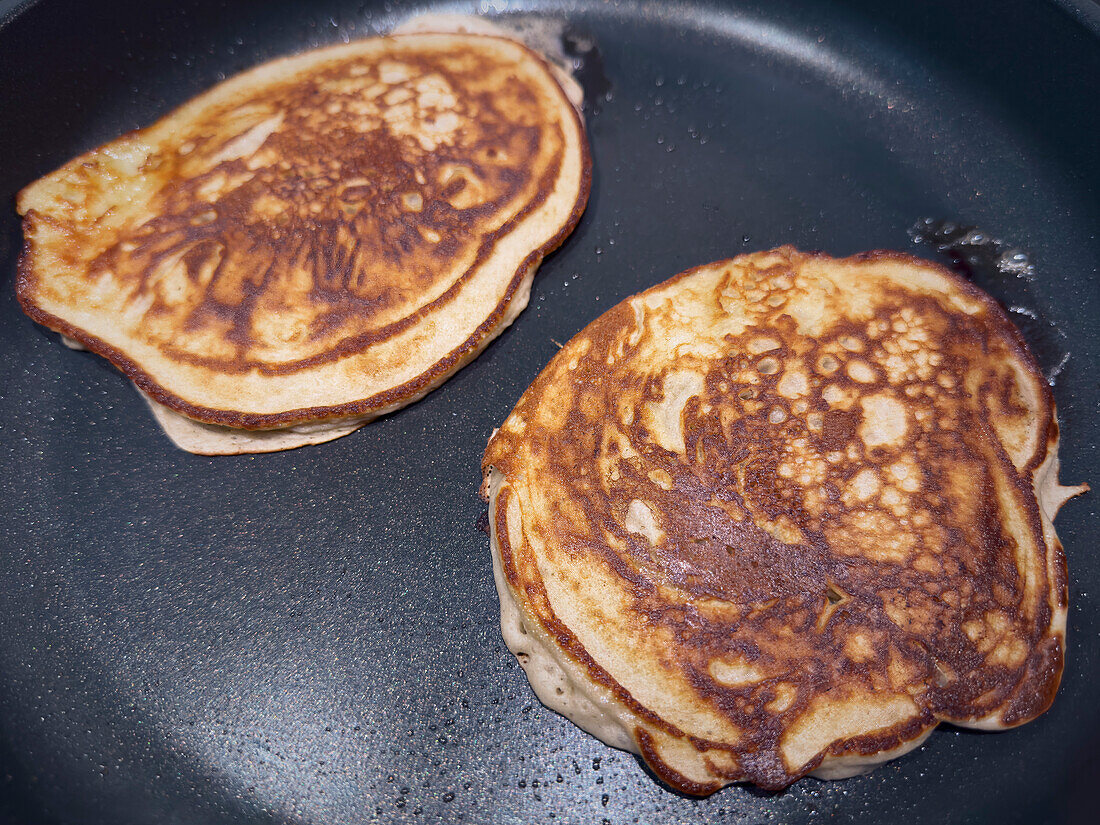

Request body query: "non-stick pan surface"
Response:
[1, 1, 1097, 822]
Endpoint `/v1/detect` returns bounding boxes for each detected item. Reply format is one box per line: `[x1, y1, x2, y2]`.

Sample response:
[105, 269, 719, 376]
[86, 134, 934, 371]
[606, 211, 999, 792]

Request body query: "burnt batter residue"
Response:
[908, 218, 1070, 386]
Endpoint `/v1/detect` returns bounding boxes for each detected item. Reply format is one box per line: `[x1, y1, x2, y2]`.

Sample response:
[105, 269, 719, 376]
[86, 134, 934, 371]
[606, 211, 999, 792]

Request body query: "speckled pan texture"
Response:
[0, 1, 1097, 824]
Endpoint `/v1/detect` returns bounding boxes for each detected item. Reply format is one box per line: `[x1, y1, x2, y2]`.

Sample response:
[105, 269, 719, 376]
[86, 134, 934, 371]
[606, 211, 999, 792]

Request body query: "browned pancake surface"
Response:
[484, 247, 1081, 791]
[18, 32, 589, 428]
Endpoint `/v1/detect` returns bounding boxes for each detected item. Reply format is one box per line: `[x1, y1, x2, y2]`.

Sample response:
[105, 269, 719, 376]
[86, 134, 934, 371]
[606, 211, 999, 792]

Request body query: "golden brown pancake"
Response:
[16, 31, 590, 454]
[482, 247, 1086, 793]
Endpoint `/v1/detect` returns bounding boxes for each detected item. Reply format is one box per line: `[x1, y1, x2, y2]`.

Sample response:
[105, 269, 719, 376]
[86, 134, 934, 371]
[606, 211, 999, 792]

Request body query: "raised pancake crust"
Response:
[17, 32, 589, 445]
[482, 247, 1085, 792]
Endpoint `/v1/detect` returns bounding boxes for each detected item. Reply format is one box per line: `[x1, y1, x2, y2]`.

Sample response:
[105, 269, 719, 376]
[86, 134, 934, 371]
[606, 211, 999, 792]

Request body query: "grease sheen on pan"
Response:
[16, 32, 590, 453]
[482, 247, 1086, 793]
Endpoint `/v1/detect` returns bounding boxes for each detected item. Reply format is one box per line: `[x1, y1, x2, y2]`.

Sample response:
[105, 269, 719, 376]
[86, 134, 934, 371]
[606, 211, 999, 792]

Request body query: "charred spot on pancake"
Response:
[483, 246, 1085, 793]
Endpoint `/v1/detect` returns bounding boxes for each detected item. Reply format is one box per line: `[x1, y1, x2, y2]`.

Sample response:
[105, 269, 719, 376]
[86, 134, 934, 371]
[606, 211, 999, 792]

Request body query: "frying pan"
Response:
[1, 1, 1097, 822]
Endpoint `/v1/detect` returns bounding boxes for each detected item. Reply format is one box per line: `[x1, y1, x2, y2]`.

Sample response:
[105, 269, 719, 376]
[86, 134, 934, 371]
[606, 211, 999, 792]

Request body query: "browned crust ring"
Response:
[634, 727, 723, 796]
[494, 482, 691, 740]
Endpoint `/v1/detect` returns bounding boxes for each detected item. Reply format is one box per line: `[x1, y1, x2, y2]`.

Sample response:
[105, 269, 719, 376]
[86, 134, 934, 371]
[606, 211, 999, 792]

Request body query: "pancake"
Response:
[481, 247, 1086, 793]
[16, 31, 590, 454]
